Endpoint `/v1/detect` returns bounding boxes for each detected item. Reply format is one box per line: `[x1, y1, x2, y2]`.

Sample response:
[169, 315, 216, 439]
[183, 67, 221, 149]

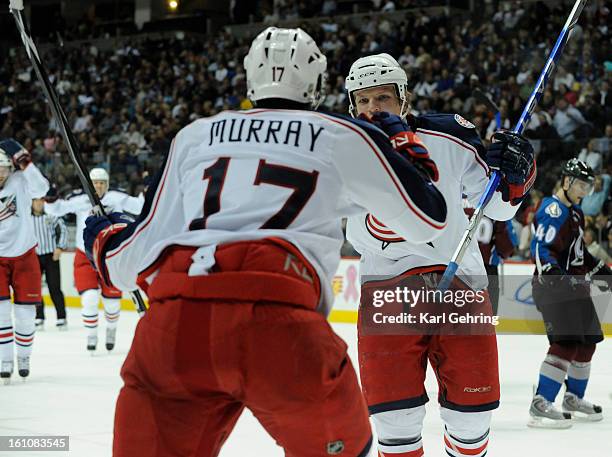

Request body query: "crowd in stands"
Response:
[1, 0, 610, 258]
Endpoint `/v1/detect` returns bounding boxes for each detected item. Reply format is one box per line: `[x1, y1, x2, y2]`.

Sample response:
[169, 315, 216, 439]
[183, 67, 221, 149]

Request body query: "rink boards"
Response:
[45, 253, 612, 336]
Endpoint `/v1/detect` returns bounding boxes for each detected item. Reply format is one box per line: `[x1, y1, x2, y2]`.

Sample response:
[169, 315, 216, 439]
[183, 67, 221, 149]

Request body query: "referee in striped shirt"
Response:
[32, 196, 67, 329]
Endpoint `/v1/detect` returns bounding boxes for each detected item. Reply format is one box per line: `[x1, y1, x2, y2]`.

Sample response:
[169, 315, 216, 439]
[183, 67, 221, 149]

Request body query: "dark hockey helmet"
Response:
[561, 158, 594, 183]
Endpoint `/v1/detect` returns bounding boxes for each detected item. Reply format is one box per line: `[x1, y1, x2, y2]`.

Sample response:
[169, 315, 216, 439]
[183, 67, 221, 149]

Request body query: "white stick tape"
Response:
[9, 0, 24, 11]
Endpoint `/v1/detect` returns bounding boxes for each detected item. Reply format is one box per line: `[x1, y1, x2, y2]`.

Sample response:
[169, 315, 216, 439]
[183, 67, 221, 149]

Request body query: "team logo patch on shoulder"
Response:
[454, 114, 475, 129]
[365, 213, 405, 244]
[545, 202, 562, 218]
[0, 194, 17, 222]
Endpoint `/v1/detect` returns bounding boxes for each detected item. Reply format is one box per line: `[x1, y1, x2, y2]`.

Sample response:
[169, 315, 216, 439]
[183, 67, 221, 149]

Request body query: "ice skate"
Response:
[563, 392, 603, 422]
[528, 394, 572, 429]
[105, 327, 116, 352]
[17, 356, 29, 380]
[1, 360, 13, 385]
[56, 319, 67, 331]
[87, 335, 98, 353]
[35, 318, 44, 330]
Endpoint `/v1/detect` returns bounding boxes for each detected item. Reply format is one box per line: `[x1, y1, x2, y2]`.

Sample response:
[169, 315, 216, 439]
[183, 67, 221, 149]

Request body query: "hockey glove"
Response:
[588, 261, 612, 292]
[0, 138, 31, 169]
[486, 131, 536, 204]
[367, 112, 439, 182]
[44, 185, 59, 203]
[541, 264, 580, 290]
[84, 212, 132, 288]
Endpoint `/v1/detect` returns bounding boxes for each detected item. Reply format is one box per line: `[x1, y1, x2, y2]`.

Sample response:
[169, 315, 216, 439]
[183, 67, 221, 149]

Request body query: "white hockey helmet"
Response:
[89, 167, 109, 182]
[345, 53, 410, 118]
[0, 151, 12, 170]
[0, 138, 23, 173]
[244, 27, 327, 108]
[0, 152, 12, 187]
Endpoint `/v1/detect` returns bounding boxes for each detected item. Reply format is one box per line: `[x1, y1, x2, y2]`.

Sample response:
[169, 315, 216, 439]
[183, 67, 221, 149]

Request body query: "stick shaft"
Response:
[10, 8, 147, 314]
[438, 0, 588, 291]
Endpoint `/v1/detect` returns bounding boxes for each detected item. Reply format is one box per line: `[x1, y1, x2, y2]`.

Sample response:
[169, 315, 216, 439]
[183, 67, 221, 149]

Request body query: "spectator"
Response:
[598, 124, 612, 156]
[321, 0, 336, 16]
[73, 108, 92, 133]
[553, 98, 588, 142]
[553, 66, 575, 92]
[398, 45, 416, 68]
[584, 227, 612, 263]
[518, 211, 534, 259]
[596, 80, 611, 112]
[381, 1, 396, 13]
[578, 139, 604, 173]
[594, 213, 611, 248]
[522, 189, 543, 225]
[582, 174, 611, 216]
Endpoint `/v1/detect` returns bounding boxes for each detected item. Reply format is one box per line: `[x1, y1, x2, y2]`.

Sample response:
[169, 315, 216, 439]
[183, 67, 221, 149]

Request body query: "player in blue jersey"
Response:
[529, 158, 610, 428]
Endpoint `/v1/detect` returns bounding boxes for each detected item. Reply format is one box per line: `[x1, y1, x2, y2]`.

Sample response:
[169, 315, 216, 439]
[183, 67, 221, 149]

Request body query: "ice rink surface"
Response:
[1, 308, 610, 456]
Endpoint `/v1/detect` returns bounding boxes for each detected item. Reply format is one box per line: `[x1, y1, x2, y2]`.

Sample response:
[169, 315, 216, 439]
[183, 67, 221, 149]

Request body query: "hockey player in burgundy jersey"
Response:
[528, 159, 609, 428]
[82, 28, 447, 457]
[0, 139, 49, 383]
[344, 54, 535, 457]
[45, 168, 143, 353]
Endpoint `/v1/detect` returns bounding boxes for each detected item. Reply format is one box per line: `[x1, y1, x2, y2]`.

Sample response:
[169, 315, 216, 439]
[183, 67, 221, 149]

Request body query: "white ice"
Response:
[1, 309, 610, 456]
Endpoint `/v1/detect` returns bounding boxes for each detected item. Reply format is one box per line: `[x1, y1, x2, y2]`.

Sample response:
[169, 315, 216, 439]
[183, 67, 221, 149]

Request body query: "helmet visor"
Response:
[573, 178, 594, 196]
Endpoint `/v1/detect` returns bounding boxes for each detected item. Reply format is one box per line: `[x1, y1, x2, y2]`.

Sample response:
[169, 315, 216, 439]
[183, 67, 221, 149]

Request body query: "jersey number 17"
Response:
[189, 157, 319, 231]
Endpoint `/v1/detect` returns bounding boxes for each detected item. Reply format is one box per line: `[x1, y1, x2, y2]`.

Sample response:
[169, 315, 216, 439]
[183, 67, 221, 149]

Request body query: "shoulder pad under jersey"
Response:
[413, 113, 486, 159]
[321, 111, 394, 150]
[108, 187, 130, 195]
[65, 189, 85, 200]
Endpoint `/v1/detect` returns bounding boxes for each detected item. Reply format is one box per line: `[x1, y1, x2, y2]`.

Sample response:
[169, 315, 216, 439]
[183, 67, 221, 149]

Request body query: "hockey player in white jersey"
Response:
[344, 54, 536, 457]
[0, 139, 49, 383]
[45, 168, 143, 353]
[82, 28, 447, 457]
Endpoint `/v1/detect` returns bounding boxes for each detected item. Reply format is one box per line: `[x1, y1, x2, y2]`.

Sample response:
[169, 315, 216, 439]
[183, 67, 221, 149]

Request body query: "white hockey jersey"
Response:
[0, 164, 49, 258]
[45, 189, 144, 252]
[346, 114, 521, 290]
[101, 109, 448, 315]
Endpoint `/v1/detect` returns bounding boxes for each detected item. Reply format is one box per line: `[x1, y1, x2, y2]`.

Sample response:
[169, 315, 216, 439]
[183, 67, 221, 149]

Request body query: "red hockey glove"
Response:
[0, 138, 31, 170]
[84, 213, 132, 289]
[363, 112, 439, 182]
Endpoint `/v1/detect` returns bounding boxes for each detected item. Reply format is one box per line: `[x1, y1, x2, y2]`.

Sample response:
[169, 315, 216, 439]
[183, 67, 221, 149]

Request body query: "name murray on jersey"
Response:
[209, 118, 325, 151]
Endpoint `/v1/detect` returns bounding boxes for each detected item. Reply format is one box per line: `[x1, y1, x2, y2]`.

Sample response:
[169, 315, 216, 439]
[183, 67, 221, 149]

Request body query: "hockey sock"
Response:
[443, 428, 489, 457]
[81, 289, 99, 337]
[378, 436, 424, 456]
[441, 408, 490, 457]
[14, 304, 35, 358]
[373, 407, 426, 456]
[0, 300, 14, 363]
[102, 297, 120, 330]
[536, 354, 570, 402]
[566, 361, 591, 399]
[566, 343, 596, 398]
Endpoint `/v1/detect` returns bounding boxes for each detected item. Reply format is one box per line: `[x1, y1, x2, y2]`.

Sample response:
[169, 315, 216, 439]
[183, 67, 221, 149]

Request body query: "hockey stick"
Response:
[438, 0, 588, 292]
[9, 0, 147, 314]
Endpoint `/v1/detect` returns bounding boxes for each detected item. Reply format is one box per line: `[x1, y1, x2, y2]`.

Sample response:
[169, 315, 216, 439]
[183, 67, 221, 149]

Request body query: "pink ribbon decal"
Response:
[344, 264, 359, 302]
